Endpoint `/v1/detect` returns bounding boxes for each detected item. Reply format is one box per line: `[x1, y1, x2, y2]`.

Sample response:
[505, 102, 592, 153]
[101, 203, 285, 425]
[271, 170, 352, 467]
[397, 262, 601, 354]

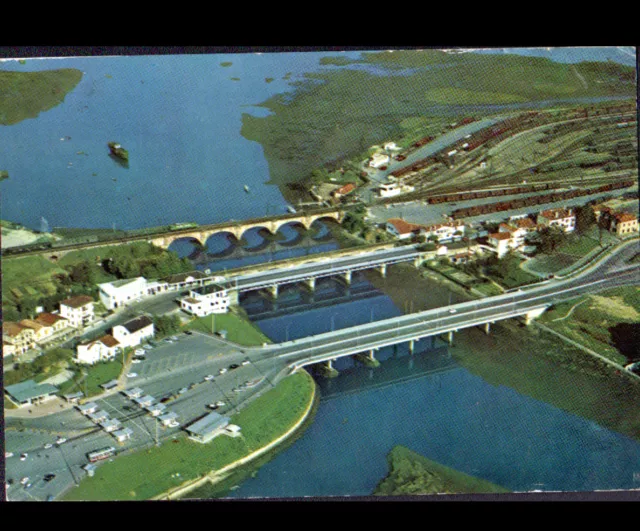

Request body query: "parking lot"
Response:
[5, 331, 279, 501]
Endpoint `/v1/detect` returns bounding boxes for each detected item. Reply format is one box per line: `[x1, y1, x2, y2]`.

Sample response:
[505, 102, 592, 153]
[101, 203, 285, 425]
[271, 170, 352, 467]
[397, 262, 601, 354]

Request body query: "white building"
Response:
[383, 142, 400, 151]
[180, 284, 230, 317]
[423, 221, 466, 243]
[59, 295, 95, 328]
[488, 232, 512, 258]
[112, 316, 154, 349]
[537, 208, 576, 233]
[385, 218, 424, 240]
[369, 153, 390, 168]
[98, 277, 148, 310]
[76, 334, 121, 365]
[379, 182, 402, 198]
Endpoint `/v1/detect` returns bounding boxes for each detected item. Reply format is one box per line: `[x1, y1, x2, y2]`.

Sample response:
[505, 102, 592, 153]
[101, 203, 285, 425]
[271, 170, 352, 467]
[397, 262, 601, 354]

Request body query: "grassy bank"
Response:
[374, 445, 510, 496]
[186, 309, 272, 346]
[537, 286, 640, 365]
[0, 69, 83, 125]
[62, 371, 316, 501]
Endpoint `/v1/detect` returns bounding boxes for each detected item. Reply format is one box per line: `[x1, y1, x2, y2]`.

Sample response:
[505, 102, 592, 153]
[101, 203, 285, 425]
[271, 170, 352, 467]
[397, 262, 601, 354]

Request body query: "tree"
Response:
[152, 314, 181, 338]
[574, 205, 596, 234]
[538, 226, 566, 254]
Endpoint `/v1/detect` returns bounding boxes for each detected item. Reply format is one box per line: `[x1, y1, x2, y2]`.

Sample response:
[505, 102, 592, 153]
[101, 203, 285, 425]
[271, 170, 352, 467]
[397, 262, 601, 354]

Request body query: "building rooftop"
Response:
[158, 411, 178, 422]
[17, 319, 45, 333]
[164, 271, 207, 284]
[120, 315, 154, 334]
[5, 380, 59, 403]
[60, 295, 94, 308]
[613, 212, 637, 223]
[514, 217, 536, 229]
[489, 232, 512, 241]
[78, 402, 98, 412]
[186, 412, 230, 437]
[387, 218, 423, 235]
[99, 334, 120, 348]
[113, 427, 133, 438]
[3, 322, 31, 338]
[35, 312, 68, 327]
[193, 283, 226, 297]
[183, 297, 201, 304]
[539, 208, 574, 220]
[333, 183, 356, 196]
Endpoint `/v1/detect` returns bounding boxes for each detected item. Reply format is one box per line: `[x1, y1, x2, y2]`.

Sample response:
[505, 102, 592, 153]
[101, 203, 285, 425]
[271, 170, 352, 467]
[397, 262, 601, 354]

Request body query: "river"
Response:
[182, 272, 640, 498]
[0, 47, 634, 231]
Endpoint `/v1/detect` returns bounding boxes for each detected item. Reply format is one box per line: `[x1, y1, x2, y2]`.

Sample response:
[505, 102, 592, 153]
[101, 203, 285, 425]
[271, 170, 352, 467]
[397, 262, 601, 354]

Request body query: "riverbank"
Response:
[366, 262, 640, 441]
[374, 445, 510, 496]
[61, 371, 316, 501]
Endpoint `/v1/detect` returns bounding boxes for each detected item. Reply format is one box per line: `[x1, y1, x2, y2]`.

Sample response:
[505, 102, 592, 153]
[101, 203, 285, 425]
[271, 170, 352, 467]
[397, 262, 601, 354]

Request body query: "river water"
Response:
[0, 47, 634, 231]
[215, 276, 640, 498]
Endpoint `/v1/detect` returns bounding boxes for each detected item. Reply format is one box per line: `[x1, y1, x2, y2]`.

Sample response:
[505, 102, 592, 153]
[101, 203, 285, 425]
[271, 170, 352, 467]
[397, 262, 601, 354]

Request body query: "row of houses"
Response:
[3, 295, 95, 357]
[592, 205, 639, 236]
[386, 218, 466, 243]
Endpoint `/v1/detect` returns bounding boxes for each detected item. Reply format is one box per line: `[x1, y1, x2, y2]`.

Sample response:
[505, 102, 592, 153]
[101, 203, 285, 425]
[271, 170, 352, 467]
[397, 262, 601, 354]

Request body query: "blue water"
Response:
[1, 47, 634, 231]
[219, 282, 640, 498]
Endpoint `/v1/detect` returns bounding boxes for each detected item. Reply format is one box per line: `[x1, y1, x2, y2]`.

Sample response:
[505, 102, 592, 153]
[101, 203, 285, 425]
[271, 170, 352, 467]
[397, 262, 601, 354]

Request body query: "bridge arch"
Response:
[203, 231, 240, 254]
[308, 216, 341, 239]
[167, 236, 205, 259]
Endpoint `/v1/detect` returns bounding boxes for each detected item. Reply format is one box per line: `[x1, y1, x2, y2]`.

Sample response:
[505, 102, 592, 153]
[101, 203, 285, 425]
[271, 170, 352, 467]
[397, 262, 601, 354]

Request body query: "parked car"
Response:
[183, 330, 193, 335]
[171, 336, 179, 341]
[241, 359, 250, 366]
[207, 404, 220, 410]
[24, 483, 33, 489]
[20, 453, 28, 461]
[178, 387, 188, 395]
[132, 359, 142, 364]
[44, 474, 56, 482]
[204, 375, 214, 381]
[215, 401, 225, 407]
[127, 372, 138, 378]
[56, 438, 67, 445]
[229, 364, 240, 370]
[20, 477, 30, 485]
[43, 443, 53, 450]
[218, 368, 227, 375]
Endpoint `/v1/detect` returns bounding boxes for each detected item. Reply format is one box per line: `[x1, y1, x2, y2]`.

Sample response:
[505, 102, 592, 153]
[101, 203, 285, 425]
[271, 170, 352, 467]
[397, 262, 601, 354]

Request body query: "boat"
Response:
[244, 185, 250, 193]
[108, 142, 129, 161]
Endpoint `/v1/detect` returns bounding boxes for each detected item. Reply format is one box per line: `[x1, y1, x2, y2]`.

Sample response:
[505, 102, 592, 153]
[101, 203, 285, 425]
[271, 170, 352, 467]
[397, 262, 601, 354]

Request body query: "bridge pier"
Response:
[447, 330, 454, 345]
[267, 284, 279, 299]
[303, 277, 316, 292]
[343, 270, 352, 286]
[408, 339, 417, 354]
[355, 350, 380, 368]
[484, 322, 492, 335]
[378, 264, 387, 278]
[524, 307, 547, 325]
[319, 359, 340, 379]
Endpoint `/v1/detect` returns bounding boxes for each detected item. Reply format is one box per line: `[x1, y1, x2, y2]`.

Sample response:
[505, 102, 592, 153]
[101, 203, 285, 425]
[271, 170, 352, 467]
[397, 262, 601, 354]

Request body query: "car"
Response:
[134, 349, 145, 356]
[164, 338, 173, 344]
[56, 438, 67, 445]
[218, 368, 227, 375]
[43, 443, 53, 450]
[5, 452, 13, 458]
[20, 477, 30, 485]
[241, 359, 250, 366]
[178, 387, 188, 395]
[168, 421, 180, 428]
[171, 336, 179, 341]
[207, 404, 220, 410]
[229, 364, 240, 370]
[448, 309, 457, 314]
[143, 345, 153, 351]
[132, 359, 142, 364]
[24, 483, 33, 489]
[183, 330, 193, 335]
[43, 474, 56, 482]
[204, 375, 214, 381]
[20, 453, 28, 461]
[127, 372, 138, 378]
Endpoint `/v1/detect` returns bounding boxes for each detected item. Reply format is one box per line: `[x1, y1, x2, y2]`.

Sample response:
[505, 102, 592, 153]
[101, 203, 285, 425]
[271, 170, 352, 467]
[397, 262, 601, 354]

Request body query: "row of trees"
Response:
[152, 314, 182, 338]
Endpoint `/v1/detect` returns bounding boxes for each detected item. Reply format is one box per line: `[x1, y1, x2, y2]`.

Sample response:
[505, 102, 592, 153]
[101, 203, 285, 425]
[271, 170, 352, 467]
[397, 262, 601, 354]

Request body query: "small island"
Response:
[108, 142, 129, 161]
[0, 170, 8, 181]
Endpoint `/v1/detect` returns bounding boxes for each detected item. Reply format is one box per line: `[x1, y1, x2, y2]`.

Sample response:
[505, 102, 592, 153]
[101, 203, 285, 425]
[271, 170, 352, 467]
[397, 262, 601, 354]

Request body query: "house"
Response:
[98, 277, 148, 310]
[385, 218, 424, 240]
[134, 395, 155, 408]
[450, 252, 473, 265]
[63, 391, 84, 404]
[59, 295, 95, 328]
[5, 380, 59, 407]
[35, 312, 71, 335]
[488, 232, 512, 258]
[159, 411, 179, 426]
[180, 284, 230, 317]
[537, 208, 575, 233]
[76, 334, 120, 365]
[2, 322, 37, 355]
[369, 153, 390, 168]
[77, 402, 99, 415]
[591, 204, 612, 223]
[609, 212, 638, 237]
[331, 183, 357, 199]
[112, 427, 134, 442]
[378, 182, 402, 198]
[87, 410, 110, 424]
[423, 221, 466, 243]
[100, 418, 122, 433]
[112, 316, 154, 348]
[185, 412, 231, 444]
[18, 319, 51, 343]
[123, 387, 145, 400]
[146, 403, 167, 417]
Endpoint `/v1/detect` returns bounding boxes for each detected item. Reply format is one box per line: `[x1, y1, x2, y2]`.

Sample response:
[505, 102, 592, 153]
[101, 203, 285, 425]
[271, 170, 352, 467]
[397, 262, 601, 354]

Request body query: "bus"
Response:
[87, 447, 116, 463]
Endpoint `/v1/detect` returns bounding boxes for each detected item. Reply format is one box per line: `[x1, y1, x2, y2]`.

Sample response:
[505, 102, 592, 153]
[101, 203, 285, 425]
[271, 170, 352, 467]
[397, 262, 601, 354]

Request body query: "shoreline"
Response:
[151, 370, 318, 500]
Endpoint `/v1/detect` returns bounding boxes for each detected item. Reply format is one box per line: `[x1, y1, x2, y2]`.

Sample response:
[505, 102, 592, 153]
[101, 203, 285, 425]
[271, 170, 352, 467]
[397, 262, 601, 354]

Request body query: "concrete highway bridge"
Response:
[248, 241, 639, 373]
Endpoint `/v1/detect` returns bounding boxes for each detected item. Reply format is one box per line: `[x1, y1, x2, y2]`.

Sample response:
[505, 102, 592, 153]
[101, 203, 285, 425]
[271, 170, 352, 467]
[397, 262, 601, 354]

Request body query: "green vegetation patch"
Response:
[220, 62, 233, 67]
[62, 371, 315, 501]
[374, 445, 510, 495]
[1, 170, 8, 181]
[0, 69, 83, 125]
[4, 348, 75, 387]
[187, 310, 272, 346]
[424, 87, 524, 105]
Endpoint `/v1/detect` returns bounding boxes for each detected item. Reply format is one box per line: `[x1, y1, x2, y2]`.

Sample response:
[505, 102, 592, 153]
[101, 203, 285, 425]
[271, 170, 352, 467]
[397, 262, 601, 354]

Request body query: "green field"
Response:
[0, 69, 83, 125]
[538, 286, 640, 365]
[374, 445, 510, 496]
[186, 310, 272, 346]
[62, 371, 315, 501]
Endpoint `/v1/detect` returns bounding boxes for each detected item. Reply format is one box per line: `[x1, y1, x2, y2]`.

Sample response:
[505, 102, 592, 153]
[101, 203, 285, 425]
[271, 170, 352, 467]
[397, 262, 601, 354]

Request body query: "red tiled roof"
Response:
[35, 312, 67, 326]
[3, 322, 30, 337]
[332, 183, 356, 196]
[614, 212, 637, 223]
[387, 218, 423, 235]
[19, 319, 45, 332]
[515, 217, 536, 229]
[60, 295, 94, 308]
[99, 334, 120, 348]
[489, 232, 511, 241]
[499, 223, 515, 232]
[539, 208, 574, 220]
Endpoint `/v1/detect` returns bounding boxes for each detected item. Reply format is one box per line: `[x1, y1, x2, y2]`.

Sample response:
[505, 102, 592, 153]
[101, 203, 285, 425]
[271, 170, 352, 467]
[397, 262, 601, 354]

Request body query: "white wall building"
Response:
[385, 219, 424, 240]
[60, 295, 95, 328]
[488, 232, 512, 258]
[537, 208, 576, 233]
[180, 284, 230, 317]
[112, 316, 155, 349]
[98, 277, 148, 310]
[76, 334, 121, 365]
[423, 221, 466, 243]
[369, 153, 390, 168]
